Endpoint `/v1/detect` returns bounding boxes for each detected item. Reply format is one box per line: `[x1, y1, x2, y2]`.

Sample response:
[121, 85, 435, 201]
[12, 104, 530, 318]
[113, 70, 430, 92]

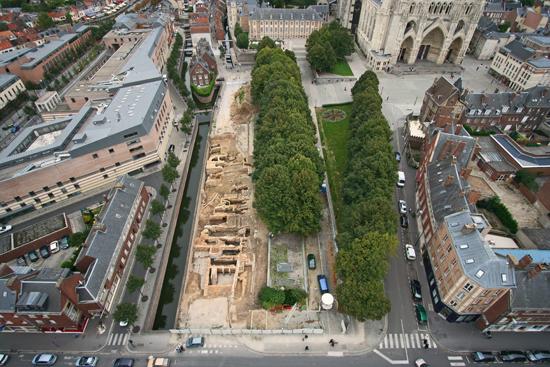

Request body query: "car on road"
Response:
[527, 350, 550, 363]
[499, 351, 527, 362]
[400, 214, 408, 228]
[49, 240, 60, 254]
[471, 351, 497, 362]
[0, 224, 12, 234]
[415, 304, 427, 324]
[414, 358, 430, 367]
[60, 236, 70, 250]
[32, 354, 57, 366]
[395, 152, 401, 162]
[75, 357, 98, 367]
[39, 245, 50, 259]
[307, 254, 316, 270]
[113, 359, 134, 367]
[147, 357, 169, 367]
[16, 256, 27, 266]
[410, 279, 422, 302]
[317, 274, 329, 294]
[185, 336, 205, 348]
[27, 249, 39, 262]
[405, 244, 416, 260]
[0, 354, 9, 366]
[398, 200, 407, 214]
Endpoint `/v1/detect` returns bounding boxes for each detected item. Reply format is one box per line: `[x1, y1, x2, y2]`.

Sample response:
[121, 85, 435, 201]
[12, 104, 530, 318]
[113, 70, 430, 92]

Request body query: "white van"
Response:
[397, 171, 406, 187]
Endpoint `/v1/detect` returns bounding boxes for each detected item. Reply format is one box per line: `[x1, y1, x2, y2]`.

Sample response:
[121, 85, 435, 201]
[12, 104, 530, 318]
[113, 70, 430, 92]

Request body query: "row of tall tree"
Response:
[251, 45, 323, 236]
[306, 21, 354, 72]
[335, 71, 399, 321]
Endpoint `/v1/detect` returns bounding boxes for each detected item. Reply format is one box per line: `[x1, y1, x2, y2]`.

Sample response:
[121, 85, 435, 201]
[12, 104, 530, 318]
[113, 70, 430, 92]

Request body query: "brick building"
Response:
[0, 27, 92, 84]
[421, 76, 550, 133]
[0, 175, 149, 332]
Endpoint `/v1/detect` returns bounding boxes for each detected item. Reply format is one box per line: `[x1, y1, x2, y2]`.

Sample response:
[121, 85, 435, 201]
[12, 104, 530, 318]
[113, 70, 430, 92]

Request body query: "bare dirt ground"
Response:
[178, 84, 269, 329]
[469, 166, 541, 229]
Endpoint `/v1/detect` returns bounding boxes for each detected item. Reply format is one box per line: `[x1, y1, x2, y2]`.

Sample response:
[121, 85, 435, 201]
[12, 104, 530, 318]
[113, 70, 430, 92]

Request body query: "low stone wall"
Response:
[314, 73, 356, 85]
[169, 328, 324, 335]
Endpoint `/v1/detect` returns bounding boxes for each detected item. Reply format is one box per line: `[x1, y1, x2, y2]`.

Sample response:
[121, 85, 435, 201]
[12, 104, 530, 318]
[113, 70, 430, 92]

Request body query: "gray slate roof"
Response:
[21, 34, 78, 69]
[445, 211, 516, 289]
[0, 73, 17, 91]
[0, 279, 16, 312]
[511, 270, 550, 309]
[250, 7, 323, 21]
[521, 228, 550, 249]
[527, 57, 550, 68]
[77, 175, 143, 303]
[18, 268, 71, 313]
[0, 48, 30, 67]
[501, 39, 535, 61]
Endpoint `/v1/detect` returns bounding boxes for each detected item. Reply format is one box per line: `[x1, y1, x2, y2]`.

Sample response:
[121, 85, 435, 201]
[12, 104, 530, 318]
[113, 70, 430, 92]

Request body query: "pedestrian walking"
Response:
[305, 346, 309, 351]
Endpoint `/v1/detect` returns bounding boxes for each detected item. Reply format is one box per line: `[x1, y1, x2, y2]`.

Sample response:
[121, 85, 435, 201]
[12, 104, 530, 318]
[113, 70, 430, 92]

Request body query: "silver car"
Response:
[75, 357, 98, 367]
[32, 354, 57, 366]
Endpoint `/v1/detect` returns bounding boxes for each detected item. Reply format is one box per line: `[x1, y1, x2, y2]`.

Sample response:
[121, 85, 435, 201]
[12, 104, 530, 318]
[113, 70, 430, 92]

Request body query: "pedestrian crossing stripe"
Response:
[378, 333, 437, 349]
[107, 332, 129, 346]
[448, 356, 465, 367]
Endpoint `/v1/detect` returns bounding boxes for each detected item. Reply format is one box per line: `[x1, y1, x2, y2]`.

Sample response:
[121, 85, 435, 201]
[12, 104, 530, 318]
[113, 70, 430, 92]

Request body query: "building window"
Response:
[92, 153, 99, 159]
[100, 167, 105, 172]
[108, 148, 115, 153]
[48, 193, 54, 199]
[15, 196, 22, 202]
[464, 283, 474, 292]
[74, 183, 80, 189]
[70, 177, 76, 182]
[56, 181, 63, 187]
[29, 191, 36, 196]
[103, 174, 109, 179]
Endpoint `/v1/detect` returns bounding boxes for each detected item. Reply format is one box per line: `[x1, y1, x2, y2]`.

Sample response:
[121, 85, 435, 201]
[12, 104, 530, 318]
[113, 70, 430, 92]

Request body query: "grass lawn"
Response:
[330, 60, 353, 77]
[317, 103, 352, 232]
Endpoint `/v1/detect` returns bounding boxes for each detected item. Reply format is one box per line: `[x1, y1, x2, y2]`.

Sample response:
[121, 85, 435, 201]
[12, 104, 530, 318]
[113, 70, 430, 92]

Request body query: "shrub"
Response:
[477, 196, 518, 233]
[514, 170, 539, 192]
[284, 288, 307, 305]
[258, 286, 285, 309]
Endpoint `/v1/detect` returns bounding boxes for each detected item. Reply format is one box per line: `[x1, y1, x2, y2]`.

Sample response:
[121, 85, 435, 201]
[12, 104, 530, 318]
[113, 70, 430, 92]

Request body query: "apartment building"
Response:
[0, 27, 92, 84]
[421, 76, 550, 133]
[0, 73, 26, 110]
[490, 39, 550, 91]
[0, 16, 174, 220]
[0, 175, 149, 332]
[248, 8, 324, 41]
[417, 129, 517, 322]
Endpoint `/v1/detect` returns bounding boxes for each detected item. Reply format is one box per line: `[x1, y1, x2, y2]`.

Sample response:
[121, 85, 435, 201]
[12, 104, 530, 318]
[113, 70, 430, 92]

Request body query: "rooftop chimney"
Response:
[461, 223, 477, 234]
[444, 174, 454, 187]
[467, 189, 481, 205]
[517, 254, 533, 270]
[527, 264, 545, 279]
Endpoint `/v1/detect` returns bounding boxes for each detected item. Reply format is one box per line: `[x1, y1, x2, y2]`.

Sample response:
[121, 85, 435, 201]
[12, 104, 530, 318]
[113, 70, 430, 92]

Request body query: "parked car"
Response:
[0, 354, 9, 366]
[317, 274, 329, 294]
[395, 152, 401, 162]
[499, 351, 527, 362]
[39, 245, 51, 259]
[526, 350, 550, 363]
[410, 279, 422, 302]
[415, 304, 427, 324]
[75, 357, 98, 367]
[16, 256, 27, 266]
[113, 359, 134, 367]
[405, 244, 416, 261]
[414, 358, 430, 367]
[27, 249, 39, 262]
[49, 241, 60, 254]
[307, 254, 316, 270]
[471, 351, 497, 362]
[60, 236, 70, 250]
[400, 215, 408, 228]
[185, 336, 205, 348]
[398, 200, 407, 214]
[0, 224, 12, 234]
[32, 354, 57, 366]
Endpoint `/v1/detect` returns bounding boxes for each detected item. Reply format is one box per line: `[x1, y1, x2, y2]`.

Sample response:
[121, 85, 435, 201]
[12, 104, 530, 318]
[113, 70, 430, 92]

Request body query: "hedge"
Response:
[477, 196, 518, 233]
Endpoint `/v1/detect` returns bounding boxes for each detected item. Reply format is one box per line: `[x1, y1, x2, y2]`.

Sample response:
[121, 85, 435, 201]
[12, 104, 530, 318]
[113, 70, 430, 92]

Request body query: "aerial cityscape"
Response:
[0, 0, 549, 366]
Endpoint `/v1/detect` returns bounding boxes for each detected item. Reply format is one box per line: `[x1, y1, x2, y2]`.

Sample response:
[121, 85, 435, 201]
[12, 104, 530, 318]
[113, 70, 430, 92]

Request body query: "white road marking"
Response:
[448, 356, 464, 361]
[327, 351, 344, 357]
[373, 349, 409, 365]
[450, 363, 466, 367]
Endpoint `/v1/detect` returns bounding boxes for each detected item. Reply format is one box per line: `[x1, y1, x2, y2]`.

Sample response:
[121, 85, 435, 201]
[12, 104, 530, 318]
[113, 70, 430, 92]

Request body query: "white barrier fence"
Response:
[169, 328, 324, 335]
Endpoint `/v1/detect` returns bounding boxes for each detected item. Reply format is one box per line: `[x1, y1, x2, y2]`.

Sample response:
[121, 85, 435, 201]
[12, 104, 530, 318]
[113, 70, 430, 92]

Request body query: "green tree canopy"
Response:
[159, 184, 170, 200]
[162, 164, 179, 184]
[305, 21, 353, 71]
[237, 32, 249, 49]
[135, 244, 156, 269]
[167, 152, 181, 168]
[150, 199, 165, 217]
[256, 36, 276, 54]
[258, 286, 285, 309]
[336, 279, 390, 321]
[113, 303, 138, 325]
[0, 22, 8, 31]
[126, 275, 145, 294]
[37, 12, 54, 30]
[142, 220, 161, 240]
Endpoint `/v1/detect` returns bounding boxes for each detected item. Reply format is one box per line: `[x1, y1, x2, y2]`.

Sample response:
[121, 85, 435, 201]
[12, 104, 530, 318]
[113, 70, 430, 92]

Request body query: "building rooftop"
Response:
[464, 85, 550, 117]
[426, 132, 476, 224]
[446, 211, 516, 289]
[21, 33, 78, 69]
[0, 47, 30, 67]
[18, 268, 71, 313]
[0, 279, 16, 312]
[477, 136, 517, 173]
[527, 57, 550, 68]
[0, 73, 17, 91]
[250, 7, 323, 21]
[521, 228, 550, 249]
[76, 175, 143, 302]
[501, 39, 535, 61]
[491, 134, 550, 168]
[494, 249, 550, 264]
[511, 269, 550, 309]
[524, 34, 550, 46]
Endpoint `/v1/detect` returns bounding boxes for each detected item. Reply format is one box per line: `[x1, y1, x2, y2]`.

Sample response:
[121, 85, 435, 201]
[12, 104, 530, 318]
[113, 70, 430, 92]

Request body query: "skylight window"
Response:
[475, 270, 485, 278]
[501, 274, 507, 282]
[466, 259, 475, 264]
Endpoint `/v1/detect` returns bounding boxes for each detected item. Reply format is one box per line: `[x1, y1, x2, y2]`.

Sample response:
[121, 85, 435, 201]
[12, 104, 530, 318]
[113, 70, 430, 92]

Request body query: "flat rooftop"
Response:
[492, 134, 550, 168]
[21, 34, 78, 69]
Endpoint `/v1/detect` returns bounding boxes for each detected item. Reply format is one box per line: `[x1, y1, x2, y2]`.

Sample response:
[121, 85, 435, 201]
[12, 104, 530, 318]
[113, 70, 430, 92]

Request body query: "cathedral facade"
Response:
[339, 0, 485, 70]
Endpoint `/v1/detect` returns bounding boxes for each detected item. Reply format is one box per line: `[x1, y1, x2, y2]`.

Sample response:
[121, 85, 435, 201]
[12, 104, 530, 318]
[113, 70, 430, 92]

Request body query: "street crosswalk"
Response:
[107, 332, 129, 346]
[447, 356, 466, 366]
[378, 333, 437, 349]
[185, 344, 240, 355]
